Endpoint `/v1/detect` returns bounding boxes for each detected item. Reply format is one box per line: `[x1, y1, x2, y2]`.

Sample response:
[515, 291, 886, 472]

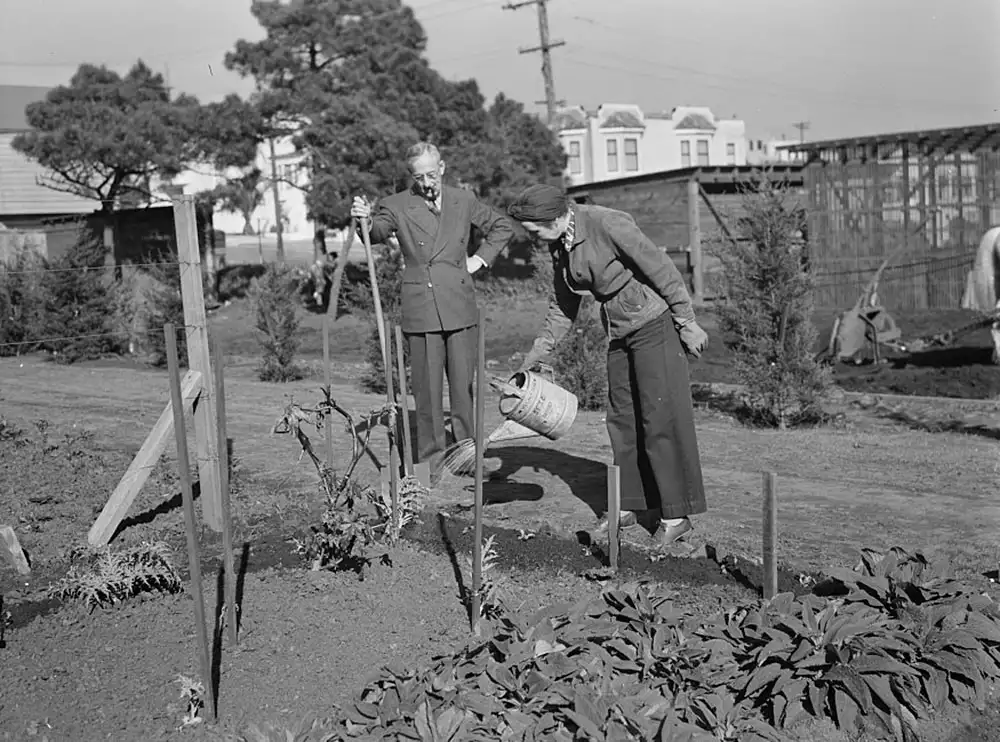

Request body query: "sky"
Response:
[2, 0, 998, 143]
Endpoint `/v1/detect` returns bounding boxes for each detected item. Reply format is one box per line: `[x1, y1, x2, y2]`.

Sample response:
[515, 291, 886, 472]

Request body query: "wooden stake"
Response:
[394, 325, 414, 477]
[762, 471, 778, 600]
[470, 308, 487, 634]
[0, 525, 30, 576]
[212, 336, 238, 646]
[382, 319, 399, 528]
[321, 314, 335, 473]
[165, 323, 215, 721]
[173, 196, 222, 532]
[607, 465, 621, 572]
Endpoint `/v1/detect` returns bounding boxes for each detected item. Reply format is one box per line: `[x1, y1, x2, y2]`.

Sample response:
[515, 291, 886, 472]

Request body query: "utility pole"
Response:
[504, 0, 565, 124]
[268, 137, 285, 264]
[792, 120, 811, 144]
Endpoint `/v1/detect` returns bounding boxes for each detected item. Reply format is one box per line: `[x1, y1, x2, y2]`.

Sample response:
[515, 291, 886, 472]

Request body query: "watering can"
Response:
[486, 365, 579, 444]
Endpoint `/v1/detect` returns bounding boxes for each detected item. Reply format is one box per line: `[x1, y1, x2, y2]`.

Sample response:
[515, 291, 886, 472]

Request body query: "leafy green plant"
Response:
[328, 547, 1000, 742]
[273, 389, 427, 577]
[249, 263, 305, 382]
[47, 541, 181, 610]
[240, 717, 340, 742]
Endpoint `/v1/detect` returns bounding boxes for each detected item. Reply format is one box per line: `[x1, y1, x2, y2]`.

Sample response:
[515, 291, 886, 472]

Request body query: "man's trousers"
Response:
[406, 324, 478, 463]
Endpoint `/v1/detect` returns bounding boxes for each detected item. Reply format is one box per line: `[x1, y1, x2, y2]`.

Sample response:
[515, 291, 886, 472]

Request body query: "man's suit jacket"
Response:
[368, 185, 514, 334]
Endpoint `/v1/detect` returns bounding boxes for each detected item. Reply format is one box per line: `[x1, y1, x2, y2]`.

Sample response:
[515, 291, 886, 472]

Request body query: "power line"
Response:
[559, 52, 994, 113]
[503, 0, 564, 125]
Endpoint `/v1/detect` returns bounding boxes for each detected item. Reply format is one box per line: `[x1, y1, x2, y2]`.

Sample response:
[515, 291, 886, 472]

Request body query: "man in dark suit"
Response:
[351, 142, 514, 475]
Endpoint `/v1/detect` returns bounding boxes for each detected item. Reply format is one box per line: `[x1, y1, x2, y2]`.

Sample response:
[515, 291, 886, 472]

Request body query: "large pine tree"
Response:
[224, 0, 566, 229]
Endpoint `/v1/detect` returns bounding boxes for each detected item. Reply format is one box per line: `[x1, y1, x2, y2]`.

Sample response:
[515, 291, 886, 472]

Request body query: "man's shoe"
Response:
[594, 510, 638, 536]
[651, 518, 693, 547]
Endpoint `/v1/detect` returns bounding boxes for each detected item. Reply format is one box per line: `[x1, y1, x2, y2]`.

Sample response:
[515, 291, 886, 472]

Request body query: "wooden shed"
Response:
[786, 124, 1000, 310]
[566, 164, 806, 303]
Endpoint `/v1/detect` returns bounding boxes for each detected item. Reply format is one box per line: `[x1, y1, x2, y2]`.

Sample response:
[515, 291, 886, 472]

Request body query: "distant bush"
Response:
[709, 175, 830, 428]
[142, 258, 189, 368]
[249, 264, 305, 383]
[0, 242, 49, 356]
[551, 298, 607, 411]
[359, 244, 406, 394]
[42, 230, 127, 363]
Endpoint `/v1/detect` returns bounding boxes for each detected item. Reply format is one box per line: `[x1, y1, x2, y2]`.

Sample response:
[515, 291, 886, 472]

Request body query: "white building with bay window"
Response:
[554, 103, 748, 186]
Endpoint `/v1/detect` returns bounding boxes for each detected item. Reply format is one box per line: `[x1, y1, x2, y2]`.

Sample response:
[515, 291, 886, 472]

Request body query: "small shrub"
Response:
[709, 174, 831, 428]
[0, 241, 49, 356]
[142, 258, 188, 368]
[551, 297, 607, 411]
[40, 230, 126, 363]
[358, 244, 407, 394]
[249, 264, 304, 382]
[47, 541, 181, 610]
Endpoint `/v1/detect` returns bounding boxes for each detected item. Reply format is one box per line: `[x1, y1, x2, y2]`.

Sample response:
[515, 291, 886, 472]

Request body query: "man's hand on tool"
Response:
[350, 196, 372, 222]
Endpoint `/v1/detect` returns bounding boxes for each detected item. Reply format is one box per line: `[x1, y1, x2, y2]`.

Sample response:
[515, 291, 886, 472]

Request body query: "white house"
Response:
[170, 132, 314, 240]
[553, 103, 748, 186]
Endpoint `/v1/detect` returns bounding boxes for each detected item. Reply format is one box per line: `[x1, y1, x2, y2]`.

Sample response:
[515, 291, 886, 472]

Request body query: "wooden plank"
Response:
[173, 196, 222, 532]
[0, 525, 30, 575]
[88, 370, 203, 547]
[687, 177, 704, 303]
[762, 472, 778, 600]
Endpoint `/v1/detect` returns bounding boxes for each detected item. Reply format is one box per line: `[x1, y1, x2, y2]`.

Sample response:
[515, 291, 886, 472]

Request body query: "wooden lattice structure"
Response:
[786, 124, 1000, 310]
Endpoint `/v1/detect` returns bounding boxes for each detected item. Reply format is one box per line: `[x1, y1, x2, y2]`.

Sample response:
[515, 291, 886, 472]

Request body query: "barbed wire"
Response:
[0, 260, 186, 277]
[0, 323, 199, 352]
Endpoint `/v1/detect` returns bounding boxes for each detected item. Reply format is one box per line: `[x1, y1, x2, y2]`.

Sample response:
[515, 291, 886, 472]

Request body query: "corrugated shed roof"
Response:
[0, 85, 51, 132]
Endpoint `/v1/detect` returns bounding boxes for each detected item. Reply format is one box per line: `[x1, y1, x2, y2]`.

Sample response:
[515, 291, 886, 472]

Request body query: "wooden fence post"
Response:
[687, 176, 704, 305]
[173, 196, 222, 532]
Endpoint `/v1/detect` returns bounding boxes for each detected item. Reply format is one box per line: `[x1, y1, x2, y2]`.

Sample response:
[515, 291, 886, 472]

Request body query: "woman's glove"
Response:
[678, 321, 709, 358]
